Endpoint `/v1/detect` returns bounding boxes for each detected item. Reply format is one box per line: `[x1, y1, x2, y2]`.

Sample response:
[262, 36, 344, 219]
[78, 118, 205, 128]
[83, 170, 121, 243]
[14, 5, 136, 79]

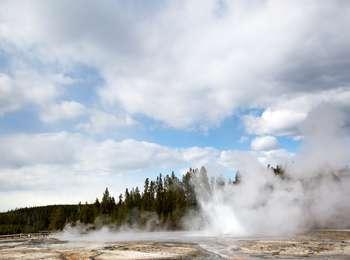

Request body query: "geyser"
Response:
[191, 105, 350, 236]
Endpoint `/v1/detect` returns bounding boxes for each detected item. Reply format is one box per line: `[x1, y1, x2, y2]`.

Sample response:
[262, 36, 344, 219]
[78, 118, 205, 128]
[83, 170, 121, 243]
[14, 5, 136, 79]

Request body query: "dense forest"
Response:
[0, 168, 203, 235]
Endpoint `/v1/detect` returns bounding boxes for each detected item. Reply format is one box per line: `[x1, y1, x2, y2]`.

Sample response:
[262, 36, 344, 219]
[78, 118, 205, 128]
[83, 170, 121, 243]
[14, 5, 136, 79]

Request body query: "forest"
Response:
[0, 168, 201, 235]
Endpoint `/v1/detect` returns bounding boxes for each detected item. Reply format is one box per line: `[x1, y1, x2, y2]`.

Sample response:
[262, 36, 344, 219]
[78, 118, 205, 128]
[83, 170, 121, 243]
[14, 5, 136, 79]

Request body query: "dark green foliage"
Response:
[0, 205, 78, 235]
[79, 203, 97, 224]
[268, 164, 286, 179]
[182, 169, 197, 208]
[0, 169, 199, 234]
[101, 188, 115, 214]
[49, 207, 66, 230]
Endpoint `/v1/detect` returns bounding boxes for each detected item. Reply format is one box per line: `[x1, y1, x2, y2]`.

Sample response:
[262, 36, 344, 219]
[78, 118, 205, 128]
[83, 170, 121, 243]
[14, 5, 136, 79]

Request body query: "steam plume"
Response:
[192, 104, 350, 236]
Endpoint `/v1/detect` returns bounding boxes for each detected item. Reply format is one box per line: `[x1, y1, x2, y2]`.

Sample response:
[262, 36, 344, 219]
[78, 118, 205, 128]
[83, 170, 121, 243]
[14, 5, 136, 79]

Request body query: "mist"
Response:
[192, 104, 350, 236]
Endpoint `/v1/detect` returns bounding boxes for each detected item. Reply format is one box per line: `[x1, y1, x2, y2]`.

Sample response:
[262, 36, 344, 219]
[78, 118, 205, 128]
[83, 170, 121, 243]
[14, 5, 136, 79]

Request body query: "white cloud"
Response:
[250, 135, 279, 151]
[40, 101, 86, 123]
[77, 110, 137, 134]
[238, 136, 249, 144]
[76, 139, 184, 174]
[0, 132, 82, 168]
[1, 1, 350, 130]
[182, 147, 220, 168]
[244, 109, 307, 136]
[0, 1, 348, 211]
[243, 88, 350, 136]
[0, 133, 223, 176]
[0, 73, 19, 114]
[0, 70, 73, 116]
[0, 132, 294, 210]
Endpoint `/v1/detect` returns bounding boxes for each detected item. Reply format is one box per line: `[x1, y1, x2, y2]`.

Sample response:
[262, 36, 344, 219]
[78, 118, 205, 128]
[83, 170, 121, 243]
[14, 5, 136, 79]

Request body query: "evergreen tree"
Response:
[79, 203, 95, 224]
[49, 207, 66, 230]
[101, 187, 116, 214]
[155, 174, 164, 217]
[94, 198, 101, 209]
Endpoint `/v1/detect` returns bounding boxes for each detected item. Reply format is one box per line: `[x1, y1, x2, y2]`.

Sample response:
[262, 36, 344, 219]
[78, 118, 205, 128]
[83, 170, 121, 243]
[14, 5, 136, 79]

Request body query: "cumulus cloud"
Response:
[0, 71, 70, 115]
[77, 110, 137, 134]
[0, 1, 350, 129]
[0, 0, 348, 211]
[0, 132, 83, 168]
[0, 132, 256, 179]
[244, 109, 306, 136]
[0, 133, 179, 210]
[40, 101, 86, 123]
[244, 88, 350, 136]
[250, 135, 279, 151]
[0, 132, 292, 210]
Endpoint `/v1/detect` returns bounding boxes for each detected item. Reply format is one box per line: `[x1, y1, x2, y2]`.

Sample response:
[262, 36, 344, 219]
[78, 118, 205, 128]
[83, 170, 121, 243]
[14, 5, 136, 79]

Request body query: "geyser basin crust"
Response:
[1, 230, 350, 259]
[0, 238, 213, 259]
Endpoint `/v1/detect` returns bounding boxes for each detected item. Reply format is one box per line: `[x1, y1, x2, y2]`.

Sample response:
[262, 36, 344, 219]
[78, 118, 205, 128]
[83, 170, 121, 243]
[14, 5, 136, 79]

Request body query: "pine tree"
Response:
[49, 207, 66, 230]
[101, 187, 115, 214]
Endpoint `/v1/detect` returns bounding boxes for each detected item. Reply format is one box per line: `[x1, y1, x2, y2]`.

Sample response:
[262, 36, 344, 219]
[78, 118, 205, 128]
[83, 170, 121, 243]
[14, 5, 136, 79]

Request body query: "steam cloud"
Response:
[193, 104, 350, 236]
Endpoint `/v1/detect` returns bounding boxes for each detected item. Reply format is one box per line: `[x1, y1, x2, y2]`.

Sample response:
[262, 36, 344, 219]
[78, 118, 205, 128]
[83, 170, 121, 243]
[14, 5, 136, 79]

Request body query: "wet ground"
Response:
[0, 230, 349, 259]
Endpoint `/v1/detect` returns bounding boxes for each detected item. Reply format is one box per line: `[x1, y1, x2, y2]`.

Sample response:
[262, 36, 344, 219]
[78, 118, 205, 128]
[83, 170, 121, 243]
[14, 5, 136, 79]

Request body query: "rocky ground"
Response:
[0, 230, 349, 259]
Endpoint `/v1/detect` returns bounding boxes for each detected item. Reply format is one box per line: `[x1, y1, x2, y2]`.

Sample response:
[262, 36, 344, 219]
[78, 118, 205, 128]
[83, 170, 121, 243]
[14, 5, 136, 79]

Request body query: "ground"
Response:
[0, 230, 350, 259]
[0, 238, 212, 259]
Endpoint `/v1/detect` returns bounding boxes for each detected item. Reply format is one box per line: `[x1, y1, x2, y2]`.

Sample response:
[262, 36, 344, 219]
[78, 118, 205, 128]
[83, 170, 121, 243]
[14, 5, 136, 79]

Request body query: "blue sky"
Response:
[0, 0, 349, 210]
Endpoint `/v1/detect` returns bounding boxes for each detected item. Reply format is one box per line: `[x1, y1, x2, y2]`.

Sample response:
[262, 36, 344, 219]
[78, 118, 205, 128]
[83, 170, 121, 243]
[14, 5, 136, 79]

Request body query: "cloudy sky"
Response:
[1, 0, 350, 211]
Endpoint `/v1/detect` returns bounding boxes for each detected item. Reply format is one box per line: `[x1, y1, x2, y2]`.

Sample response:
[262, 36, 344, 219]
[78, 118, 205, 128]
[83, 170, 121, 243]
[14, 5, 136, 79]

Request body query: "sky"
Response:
[0, 0, 350, 211]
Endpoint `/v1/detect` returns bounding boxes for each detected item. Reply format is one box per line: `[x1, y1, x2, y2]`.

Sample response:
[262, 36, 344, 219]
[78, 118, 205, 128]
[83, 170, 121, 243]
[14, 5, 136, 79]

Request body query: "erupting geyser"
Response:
[191, 105, 350, 236]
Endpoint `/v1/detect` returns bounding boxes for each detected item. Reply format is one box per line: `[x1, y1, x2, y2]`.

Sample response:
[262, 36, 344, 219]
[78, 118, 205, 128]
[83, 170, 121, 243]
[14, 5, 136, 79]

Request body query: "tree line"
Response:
[0, 169, 202, 235]
[0, 165, 287, 235]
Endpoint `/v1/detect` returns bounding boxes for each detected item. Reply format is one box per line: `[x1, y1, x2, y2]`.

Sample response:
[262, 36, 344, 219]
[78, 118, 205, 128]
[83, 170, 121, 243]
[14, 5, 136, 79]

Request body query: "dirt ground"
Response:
[0, 230, 350, 259]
